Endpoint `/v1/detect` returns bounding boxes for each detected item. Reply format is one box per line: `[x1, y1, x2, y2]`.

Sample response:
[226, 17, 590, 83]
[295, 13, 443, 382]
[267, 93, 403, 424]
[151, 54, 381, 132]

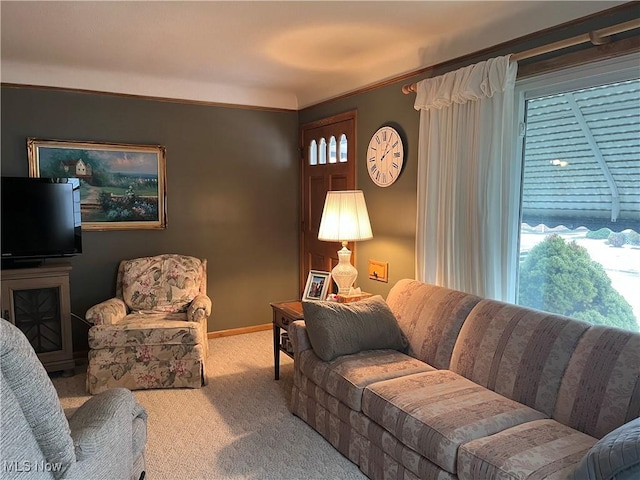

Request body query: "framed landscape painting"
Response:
[28, 138, 167, 231]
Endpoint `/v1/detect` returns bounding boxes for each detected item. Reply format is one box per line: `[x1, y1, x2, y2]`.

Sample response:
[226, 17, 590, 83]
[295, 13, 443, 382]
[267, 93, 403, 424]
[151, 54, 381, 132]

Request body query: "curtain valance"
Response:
[414, 55, 514, 110]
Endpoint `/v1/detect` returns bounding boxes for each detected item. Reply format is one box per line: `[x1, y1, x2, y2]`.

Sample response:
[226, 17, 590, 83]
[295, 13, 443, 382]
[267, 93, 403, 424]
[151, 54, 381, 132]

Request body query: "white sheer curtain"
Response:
[415, 55, 520, 301]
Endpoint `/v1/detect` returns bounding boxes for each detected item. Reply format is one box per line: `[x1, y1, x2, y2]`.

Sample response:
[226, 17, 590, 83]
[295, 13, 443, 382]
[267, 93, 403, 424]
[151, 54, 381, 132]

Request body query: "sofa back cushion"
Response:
[554, 326, 640, 439]
[449, 299, 590, 416]
[386, 279, 481, 369]
[120, 254, 204, 313]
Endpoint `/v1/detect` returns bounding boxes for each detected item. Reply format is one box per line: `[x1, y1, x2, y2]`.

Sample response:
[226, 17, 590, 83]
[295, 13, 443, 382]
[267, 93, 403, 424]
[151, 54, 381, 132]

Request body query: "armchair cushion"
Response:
[121, 254, 203, 313]
[88, 317, 205, 349]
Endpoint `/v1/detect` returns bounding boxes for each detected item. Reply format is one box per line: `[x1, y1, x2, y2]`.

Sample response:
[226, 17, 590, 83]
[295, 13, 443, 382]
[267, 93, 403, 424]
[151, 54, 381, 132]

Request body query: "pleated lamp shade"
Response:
[317, 190, 373, 295]
[318, 190, 373, 242]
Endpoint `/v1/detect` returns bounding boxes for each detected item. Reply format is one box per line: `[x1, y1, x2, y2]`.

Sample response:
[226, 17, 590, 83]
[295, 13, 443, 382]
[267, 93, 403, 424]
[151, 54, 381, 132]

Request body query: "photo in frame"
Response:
[28, 138, 167, 231]
[303, 270, 331, 301]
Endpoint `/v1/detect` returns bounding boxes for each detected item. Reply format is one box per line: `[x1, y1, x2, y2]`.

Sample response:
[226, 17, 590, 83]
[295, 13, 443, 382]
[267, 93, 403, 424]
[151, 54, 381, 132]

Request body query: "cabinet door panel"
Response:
[1, 265, 74, 373]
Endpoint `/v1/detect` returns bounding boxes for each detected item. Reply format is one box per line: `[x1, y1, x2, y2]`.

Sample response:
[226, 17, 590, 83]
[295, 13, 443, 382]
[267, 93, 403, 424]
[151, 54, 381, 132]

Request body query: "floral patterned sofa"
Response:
[289, 279, 640, 480]
[85, 254, 211, 394]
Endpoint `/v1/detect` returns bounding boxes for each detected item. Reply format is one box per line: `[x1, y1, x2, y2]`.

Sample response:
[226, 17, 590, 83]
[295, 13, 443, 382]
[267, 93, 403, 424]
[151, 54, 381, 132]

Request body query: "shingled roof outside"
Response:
[521, 78, 639, 232]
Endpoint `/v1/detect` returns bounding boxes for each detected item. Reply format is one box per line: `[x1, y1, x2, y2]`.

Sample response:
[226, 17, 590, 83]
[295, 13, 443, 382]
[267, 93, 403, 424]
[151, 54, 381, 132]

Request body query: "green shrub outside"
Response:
[518, 234, 637, 332]
[607, 232, 627, 247]
[586, 227, 612, 239]
[625, 230, 640, 246]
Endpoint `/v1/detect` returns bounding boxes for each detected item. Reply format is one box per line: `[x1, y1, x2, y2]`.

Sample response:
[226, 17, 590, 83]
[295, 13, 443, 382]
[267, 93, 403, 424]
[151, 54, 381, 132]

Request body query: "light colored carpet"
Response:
[53, 330, 367, 480]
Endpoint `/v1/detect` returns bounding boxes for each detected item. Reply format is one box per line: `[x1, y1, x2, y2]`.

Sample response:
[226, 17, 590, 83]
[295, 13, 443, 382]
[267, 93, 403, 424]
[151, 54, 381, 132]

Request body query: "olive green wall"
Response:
[1, 86, 300, 350]
[299, 3, 636, 300]
[300, 87, 420, 299]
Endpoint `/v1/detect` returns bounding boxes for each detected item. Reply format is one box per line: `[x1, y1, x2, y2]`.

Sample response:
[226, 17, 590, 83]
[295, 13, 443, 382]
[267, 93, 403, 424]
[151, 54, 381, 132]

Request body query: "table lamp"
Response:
[317, 190, 373, 294]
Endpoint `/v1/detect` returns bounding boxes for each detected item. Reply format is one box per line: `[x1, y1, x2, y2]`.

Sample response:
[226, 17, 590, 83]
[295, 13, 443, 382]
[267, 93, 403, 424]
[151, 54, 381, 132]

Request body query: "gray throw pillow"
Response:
[302, 295, 407, 362]
[572, 417, 640, 480]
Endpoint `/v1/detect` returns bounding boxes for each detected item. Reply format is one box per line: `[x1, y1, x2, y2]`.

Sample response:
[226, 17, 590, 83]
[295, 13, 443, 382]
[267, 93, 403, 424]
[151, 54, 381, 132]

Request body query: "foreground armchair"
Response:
[86, 254, 211, 394]
[1, 319, 147, 480]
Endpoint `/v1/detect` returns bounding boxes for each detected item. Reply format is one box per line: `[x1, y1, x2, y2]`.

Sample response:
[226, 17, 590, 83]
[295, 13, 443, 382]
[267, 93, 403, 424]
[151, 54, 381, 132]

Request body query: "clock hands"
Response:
[379, 134, 399, 162]
[379, 145, 392, 162]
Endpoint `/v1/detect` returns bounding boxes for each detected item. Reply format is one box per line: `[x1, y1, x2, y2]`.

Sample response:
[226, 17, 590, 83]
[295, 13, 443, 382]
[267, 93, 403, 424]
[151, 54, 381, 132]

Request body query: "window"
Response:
[309, 140, 318, 166]
[339, 134, 348, 163]
[306, 133, 350, 166]
[515, 55, 639, 332]
[319, 138, 327, 165]
[329, 136, 337, 163]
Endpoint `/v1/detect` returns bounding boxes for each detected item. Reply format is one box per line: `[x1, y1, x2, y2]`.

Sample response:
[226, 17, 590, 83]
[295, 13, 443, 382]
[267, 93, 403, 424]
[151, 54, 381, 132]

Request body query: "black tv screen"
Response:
[1, 177, 82, 262]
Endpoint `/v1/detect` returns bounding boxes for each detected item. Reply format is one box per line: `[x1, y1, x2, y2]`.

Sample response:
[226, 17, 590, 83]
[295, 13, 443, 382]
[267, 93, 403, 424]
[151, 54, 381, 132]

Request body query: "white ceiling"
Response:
[0, 1, 626, 110]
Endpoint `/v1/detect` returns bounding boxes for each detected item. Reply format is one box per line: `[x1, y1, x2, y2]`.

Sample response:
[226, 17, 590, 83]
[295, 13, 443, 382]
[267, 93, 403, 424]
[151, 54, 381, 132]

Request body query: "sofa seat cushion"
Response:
[362, 370, 548, 474]
[298, 348, 434, 411]
[458, 419, 596, 480]
[88, 317, 204, 349]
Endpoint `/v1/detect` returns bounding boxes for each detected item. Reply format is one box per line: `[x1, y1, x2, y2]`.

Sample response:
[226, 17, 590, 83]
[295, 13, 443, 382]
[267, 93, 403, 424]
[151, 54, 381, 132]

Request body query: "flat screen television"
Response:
[1, 177, 82, 266]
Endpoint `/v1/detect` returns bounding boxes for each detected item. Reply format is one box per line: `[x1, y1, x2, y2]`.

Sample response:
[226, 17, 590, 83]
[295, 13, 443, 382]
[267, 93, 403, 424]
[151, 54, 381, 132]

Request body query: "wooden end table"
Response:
[270, 301, 303, 380]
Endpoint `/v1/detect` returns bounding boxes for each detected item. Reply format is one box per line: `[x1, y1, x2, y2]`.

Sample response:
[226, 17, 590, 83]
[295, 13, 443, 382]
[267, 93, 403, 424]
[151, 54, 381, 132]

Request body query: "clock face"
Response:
[366, 126, 404, 187]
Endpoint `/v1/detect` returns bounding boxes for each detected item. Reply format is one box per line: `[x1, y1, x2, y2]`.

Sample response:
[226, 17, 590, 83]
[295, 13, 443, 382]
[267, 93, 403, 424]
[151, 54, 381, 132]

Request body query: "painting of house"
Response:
[61, 159, 92, 178]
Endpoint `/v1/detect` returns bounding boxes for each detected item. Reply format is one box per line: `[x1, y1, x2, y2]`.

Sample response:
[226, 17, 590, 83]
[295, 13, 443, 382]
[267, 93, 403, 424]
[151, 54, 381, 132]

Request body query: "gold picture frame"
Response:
[28, 138, 167, 231]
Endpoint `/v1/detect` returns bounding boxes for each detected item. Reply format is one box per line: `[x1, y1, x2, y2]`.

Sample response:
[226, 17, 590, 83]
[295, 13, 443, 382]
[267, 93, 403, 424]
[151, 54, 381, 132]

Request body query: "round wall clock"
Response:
[366, 125, 404, 187]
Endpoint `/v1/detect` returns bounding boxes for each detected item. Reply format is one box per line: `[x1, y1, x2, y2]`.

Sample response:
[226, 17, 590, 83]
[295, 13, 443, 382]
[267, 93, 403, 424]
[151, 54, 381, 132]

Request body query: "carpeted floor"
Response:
[52, 330, 367, 480]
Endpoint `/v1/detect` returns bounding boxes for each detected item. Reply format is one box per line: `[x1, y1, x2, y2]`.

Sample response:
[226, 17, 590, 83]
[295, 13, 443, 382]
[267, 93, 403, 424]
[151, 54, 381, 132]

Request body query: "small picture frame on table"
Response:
[303, 270, 331, 301]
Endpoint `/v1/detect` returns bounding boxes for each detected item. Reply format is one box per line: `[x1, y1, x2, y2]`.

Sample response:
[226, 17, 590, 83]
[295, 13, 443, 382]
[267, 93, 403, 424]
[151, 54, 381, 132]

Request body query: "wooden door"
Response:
[300, 111, 356, 295]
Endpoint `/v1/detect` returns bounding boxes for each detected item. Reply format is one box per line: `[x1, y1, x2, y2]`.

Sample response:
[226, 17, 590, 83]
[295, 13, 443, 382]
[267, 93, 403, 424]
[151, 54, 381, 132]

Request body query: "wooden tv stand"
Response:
[1, 262, 75, 375]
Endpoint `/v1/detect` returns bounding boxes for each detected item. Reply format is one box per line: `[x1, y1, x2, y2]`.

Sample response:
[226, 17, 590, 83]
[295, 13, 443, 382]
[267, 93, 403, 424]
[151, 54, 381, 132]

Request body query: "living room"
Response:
[1, 2, 639, 479]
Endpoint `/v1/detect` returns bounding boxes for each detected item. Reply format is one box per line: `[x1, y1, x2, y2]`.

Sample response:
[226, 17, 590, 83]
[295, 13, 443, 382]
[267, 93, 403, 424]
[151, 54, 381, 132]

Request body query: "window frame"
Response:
[513, 52, 640, 308]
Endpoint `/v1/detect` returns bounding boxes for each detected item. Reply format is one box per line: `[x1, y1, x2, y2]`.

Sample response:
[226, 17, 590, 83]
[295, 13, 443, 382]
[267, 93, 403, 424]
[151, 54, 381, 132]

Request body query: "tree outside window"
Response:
[516, 61, 639, 332]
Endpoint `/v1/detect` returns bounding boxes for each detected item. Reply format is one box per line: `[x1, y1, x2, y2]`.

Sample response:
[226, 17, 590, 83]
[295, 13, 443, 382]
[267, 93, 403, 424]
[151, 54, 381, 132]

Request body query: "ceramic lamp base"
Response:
[331, 245, 357, 295]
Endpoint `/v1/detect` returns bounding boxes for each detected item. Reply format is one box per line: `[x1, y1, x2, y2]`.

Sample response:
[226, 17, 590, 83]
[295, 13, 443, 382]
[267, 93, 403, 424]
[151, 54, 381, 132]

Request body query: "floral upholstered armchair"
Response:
[85, 254, 211, 394]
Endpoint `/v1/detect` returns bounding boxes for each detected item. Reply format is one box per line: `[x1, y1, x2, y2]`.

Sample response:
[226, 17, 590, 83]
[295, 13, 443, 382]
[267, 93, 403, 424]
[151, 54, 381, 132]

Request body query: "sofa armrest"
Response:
[289, 320, 312, 355]
[85, 298, 128, 326]
[65, 388, 147, 479]
[187, 294, 212, 322]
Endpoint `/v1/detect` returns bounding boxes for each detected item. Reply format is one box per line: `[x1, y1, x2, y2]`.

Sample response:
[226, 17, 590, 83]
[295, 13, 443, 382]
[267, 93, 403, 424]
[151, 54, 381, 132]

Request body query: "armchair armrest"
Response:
[65, 388, 147, 479]
[187, 294, 212, 322]
[85, 298, 128, 326]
